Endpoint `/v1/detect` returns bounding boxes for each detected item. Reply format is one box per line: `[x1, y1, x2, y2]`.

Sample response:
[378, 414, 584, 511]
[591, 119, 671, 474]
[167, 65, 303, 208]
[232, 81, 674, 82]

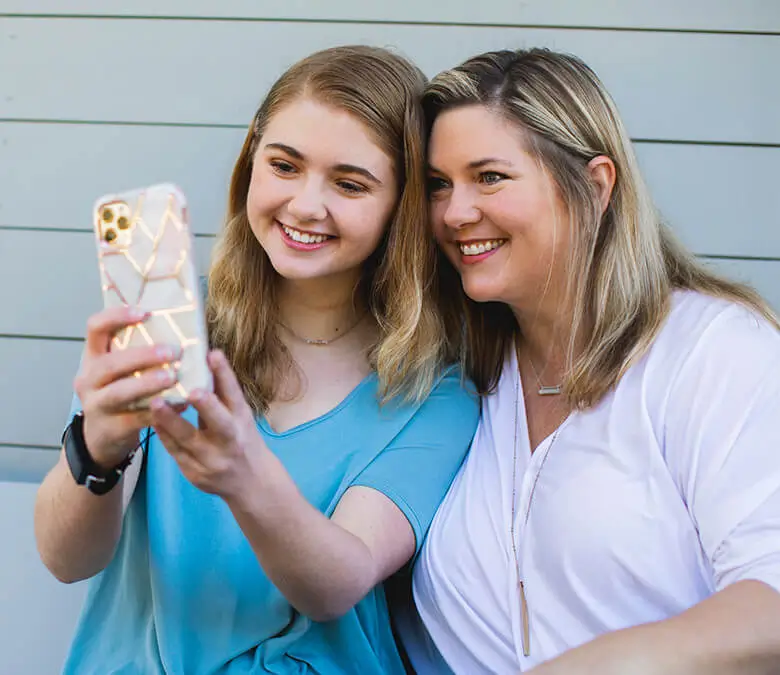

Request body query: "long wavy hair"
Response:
[207, 45, 456, 412]
[424, 48, 779, 407]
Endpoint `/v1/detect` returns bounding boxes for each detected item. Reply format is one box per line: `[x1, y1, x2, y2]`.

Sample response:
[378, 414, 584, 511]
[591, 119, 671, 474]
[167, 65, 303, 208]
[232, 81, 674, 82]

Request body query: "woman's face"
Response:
[427, 104, 571, 313]
[247, 97, 398, 286]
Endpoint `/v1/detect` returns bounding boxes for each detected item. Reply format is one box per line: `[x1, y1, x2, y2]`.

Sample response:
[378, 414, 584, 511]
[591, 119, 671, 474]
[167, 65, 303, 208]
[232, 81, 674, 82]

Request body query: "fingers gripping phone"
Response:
[93, 183, 212, 408]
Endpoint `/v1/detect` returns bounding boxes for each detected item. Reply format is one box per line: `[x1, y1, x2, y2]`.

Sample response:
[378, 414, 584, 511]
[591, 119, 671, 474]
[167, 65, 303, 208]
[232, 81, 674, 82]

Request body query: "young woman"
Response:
[403, 48, 780, 674]
[34, 45, 478, 675]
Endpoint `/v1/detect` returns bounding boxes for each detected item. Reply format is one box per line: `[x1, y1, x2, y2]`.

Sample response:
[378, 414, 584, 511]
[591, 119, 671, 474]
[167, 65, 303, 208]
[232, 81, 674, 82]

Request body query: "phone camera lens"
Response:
[102, 207, 114, 223]
[104, 229, 117, 243]
[117, 216, 130, 230]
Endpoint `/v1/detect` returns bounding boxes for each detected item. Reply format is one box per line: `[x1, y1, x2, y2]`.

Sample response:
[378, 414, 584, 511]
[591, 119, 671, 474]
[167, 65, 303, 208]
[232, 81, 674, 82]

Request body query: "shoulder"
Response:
[385, 365, 480, 447]
[647, 290, 780, 382]
[415, 365, 480, 421]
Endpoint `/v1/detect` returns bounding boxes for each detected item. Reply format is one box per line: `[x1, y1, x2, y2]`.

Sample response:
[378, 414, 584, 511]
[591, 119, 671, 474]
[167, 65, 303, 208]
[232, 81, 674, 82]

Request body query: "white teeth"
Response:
[459, 240, 505, 256]
[282, 224, 328, 244]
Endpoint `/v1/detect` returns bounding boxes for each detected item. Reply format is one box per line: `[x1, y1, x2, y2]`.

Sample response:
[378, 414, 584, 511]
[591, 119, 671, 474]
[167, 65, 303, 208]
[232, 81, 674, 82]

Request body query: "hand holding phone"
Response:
[92, 183, 212, 409]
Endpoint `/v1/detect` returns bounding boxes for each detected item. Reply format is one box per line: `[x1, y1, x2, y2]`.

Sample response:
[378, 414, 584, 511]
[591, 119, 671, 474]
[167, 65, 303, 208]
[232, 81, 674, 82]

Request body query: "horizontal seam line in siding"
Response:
[699, 254, 780, 263]
[0, 333, 84, 342]
[0, 118, 245, 130]
[0, 14, 778, 36]
[0, 225, 217, 237]
[2, 120, 778, 149]
[0, 442, 60, 451]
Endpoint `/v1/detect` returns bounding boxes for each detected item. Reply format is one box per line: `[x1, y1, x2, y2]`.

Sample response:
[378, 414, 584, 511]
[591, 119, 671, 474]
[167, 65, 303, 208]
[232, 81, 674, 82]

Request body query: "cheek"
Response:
[349, 196, 395, 244]
[247, 167, 285, 216]
[429, 201, 448, 243]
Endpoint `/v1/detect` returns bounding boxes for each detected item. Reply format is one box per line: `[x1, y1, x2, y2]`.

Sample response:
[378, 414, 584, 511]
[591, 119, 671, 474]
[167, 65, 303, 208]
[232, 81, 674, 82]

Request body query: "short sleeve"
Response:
[664, 305, 780, 593]
[351, 369, 479, 555]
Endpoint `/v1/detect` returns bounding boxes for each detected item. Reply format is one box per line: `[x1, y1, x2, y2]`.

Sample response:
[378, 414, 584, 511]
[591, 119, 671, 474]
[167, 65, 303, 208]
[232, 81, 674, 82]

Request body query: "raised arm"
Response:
[150, 351, 476, 621]
[35, 306, 179, 582]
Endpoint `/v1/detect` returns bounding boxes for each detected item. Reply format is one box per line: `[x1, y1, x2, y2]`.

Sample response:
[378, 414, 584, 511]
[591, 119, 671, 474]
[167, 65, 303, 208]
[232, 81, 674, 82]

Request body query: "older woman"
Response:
[402, 48, 780, 674]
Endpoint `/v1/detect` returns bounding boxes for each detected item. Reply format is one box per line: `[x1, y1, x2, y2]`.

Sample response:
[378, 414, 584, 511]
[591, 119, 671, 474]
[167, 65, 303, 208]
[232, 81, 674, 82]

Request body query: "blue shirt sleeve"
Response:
[351, 368, 479, 555]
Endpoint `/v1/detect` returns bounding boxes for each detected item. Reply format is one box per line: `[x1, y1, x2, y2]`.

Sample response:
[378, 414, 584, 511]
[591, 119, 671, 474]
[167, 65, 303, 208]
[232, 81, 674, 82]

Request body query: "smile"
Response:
[458, 239, 507, 256]
[279, 222, 334, 245]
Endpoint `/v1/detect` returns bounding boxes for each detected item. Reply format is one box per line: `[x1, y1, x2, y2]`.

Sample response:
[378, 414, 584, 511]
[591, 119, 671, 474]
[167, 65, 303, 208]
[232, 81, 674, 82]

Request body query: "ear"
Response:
[587, 155, 616, 217]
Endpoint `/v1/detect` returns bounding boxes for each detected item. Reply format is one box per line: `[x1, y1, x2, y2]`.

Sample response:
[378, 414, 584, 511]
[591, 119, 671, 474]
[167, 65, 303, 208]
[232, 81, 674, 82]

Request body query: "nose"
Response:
[442, 185, 481, 230]
[287, 176, 328, 222]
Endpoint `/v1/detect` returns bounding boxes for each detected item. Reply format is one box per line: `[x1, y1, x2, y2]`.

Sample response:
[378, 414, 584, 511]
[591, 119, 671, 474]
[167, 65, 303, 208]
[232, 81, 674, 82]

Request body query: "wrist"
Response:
[64, 413, 139, 495]
[223, 442, 293, 517]
[81, 419, 136, 469]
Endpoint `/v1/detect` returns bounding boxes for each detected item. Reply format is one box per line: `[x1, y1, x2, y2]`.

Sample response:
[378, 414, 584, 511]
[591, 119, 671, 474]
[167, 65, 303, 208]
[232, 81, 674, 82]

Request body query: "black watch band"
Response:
[62, 412, 137, 496]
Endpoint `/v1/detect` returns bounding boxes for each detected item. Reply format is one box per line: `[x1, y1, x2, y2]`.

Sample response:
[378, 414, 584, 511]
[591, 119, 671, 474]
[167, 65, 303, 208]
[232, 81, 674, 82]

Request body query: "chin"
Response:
[460, 278, 505, 305]
[266, 256, 330, 281]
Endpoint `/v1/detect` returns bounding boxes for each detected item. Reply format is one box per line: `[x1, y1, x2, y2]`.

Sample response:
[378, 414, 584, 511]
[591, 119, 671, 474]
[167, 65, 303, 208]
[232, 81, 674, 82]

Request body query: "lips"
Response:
[457, 239, 507, 256]
[278, 221, 334, 245]
[451, 237, 508, 266]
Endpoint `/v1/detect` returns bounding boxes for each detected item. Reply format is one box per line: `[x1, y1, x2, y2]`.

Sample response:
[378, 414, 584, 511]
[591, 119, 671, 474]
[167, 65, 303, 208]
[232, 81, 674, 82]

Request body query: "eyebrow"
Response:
[265, 142, 304, 160]
[428, 157, 514, 174]
[264, 142, 382, 186]
[332, 164, 382, 186]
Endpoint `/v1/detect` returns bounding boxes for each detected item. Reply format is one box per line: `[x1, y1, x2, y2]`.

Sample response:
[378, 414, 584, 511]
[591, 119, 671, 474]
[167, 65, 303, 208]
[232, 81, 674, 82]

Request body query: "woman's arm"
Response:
[150, 350, 418, 622]
[529, 580, 780, 675]
[228, 472, 415, 621]
[35, 307, 180, 583]
[35, 452, 126, 583]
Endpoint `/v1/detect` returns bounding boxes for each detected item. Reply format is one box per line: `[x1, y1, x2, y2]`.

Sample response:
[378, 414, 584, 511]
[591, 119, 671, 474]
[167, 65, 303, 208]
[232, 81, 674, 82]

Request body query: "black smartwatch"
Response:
[62, 412, 137, 496]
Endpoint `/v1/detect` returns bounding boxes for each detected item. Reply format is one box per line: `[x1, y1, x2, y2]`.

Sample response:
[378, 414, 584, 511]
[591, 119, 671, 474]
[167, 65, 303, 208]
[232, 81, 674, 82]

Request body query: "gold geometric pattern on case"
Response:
[98, 189, 201, 399]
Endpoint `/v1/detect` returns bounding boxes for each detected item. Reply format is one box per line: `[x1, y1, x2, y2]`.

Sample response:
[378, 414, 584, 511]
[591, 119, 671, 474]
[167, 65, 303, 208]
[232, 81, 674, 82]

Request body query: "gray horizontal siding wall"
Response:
[0, 5, 778, 669]
[1, 2, 778, 471]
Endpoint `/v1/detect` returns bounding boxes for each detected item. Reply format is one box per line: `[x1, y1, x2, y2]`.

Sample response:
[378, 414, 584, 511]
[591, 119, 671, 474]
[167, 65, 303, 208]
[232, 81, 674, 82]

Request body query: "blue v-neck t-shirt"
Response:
[62, 368, 478, 674]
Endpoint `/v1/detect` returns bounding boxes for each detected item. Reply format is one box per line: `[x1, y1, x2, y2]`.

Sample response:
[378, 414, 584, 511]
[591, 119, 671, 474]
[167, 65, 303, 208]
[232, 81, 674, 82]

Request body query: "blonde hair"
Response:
[208, 45, 455, 412]
[424, 48, 779, 407]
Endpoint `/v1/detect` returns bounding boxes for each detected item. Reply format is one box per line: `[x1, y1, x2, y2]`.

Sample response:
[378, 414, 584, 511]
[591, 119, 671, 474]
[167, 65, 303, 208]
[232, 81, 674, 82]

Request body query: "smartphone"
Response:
[92, 183, 212, 408]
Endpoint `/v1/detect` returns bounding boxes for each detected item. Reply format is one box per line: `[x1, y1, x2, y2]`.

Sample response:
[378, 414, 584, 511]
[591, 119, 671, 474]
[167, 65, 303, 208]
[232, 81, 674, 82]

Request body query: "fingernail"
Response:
[156, 346, 175, 361]
[190, 390, 204, 402]
[157, 368, 175, 382]
[150, 397, 165, 410]
[128, 307, 147, 320]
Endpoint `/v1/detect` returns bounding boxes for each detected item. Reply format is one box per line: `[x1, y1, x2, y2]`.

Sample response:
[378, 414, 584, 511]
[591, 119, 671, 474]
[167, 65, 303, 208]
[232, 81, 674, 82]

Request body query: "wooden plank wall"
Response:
[1, 2, 778, 476]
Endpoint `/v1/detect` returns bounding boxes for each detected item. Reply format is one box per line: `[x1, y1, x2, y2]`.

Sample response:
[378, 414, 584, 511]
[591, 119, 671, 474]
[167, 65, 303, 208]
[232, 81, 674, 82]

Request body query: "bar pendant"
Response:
[538, 385, 562, 396]
[519, 580, 530, 657]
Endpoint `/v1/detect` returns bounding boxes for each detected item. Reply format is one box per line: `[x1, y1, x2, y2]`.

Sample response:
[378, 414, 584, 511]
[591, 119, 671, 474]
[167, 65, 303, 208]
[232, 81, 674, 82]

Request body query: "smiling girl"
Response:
[34, 46, 478, 675]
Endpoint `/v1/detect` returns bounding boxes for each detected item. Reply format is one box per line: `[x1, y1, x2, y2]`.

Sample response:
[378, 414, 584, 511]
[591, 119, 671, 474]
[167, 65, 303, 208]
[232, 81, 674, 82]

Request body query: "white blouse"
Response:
[405, 291, 780, 673]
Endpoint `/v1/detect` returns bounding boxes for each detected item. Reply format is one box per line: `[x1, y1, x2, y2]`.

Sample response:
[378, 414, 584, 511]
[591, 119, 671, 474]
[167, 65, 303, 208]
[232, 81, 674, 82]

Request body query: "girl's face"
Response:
[427, 104, 571, 313]
[247, 97, 398, 287]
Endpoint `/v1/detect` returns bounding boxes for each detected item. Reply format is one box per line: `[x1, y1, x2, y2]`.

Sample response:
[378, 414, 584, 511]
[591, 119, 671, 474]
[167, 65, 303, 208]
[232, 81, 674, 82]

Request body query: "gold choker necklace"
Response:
[280, 314, 365, 346]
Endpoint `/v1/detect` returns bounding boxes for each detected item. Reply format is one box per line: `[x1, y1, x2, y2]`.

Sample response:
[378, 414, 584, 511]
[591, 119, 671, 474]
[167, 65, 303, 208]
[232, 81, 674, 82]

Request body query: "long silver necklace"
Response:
[509, 354, 563, 658]
[279, 313, 365, 346]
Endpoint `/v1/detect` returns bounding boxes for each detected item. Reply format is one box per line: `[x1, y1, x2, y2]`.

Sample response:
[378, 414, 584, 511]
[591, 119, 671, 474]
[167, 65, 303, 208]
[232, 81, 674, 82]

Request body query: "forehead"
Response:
[261, 97, 392, 173]
[428, 104, 529, 167]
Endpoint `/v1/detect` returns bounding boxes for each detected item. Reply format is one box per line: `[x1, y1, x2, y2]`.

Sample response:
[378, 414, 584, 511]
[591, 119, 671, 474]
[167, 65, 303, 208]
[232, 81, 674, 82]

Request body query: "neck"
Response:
[277, 272, 365, 342]
[511, 299, 579, 381]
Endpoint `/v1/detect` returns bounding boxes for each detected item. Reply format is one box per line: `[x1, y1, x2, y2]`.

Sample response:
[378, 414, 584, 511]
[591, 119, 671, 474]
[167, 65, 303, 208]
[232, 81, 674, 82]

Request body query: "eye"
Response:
[336, 179, 368, 195]
[270, 159, 297, 176]
[479, 171, 508, 186]
[426, 176, 450, 195]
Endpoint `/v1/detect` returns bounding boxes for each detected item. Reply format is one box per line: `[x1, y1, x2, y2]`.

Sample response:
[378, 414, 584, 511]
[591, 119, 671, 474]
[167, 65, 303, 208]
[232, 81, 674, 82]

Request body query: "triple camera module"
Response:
[99, 202, 132, 244]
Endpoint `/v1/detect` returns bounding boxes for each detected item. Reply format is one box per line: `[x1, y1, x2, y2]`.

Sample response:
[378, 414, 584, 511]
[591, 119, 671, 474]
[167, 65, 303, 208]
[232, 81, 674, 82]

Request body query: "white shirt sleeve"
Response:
[663, 304, 780, 594]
